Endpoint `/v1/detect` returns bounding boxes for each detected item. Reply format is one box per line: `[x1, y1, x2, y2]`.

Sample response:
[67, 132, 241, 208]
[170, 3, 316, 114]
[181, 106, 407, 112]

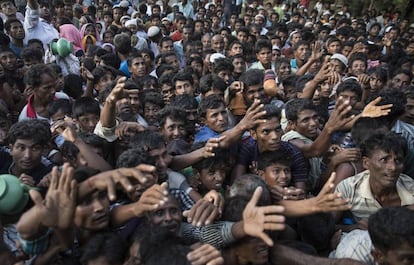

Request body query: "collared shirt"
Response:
[177, 2, 194, 18]
[336, 170, 414, 220]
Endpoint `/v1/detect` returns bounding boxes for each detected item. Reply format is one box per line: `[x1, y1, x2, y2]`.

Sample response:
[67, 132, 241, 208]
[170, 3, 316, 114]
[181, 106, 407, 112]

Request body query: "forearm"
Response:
[73, 138, 112, 171]
[16, 208, 48, 240]
[279, 199, 317, 217]
[300, 79, 319, 99]
[220, 123, 245, 148]
[295, 59, 315, 77]
[170, 148, 204, 171]
[300, 129, 332, 158]
[100, 100, 117, 128]
[82, 80, 94, 97]
[110, 203, 142, 227]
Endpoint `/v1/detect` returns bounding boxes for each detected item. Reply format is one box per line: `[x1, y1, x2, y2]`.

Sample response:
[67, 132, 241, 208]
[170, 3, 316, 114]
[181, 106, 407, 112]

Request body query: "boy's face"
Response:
[0, 51, 17, 71]
[76, 113, 99, 133]
[338, 90, 358, 108]
[263, 162, 291, 188]
[251, 117, 283, 153]
[75, 190, 110, 230]
[204, 104, 228, 133]
[319, 79, 332, 99]
[144, 102, 162, 125]
[256, 47, 272, 66]
[198, 167, 225, 191]
[161, 117, 186, 143]
[283, 85, 297, 101]
[174, 80, 193, 96]
[292, 109, 319, 140]
[217, 69, 232, 86]
[10, 139, 44, 172]
[129, 57, 147, 78]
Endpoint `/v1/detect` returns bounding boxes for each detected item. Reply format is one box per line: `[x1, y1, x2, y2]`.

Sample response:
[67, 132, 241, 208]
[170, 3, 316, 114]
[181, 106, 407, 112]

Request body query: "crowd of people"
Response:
[0, 0, 414, 264]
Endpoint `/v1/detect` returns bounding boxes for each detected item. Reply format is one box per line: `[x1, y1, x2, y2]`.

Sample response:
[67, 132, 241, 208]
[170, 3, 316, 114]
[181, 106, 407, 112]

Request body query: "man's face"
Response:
[0, 51, 17, 71]
[8, 21, 25, 40]
[175, 19, 185, 32]
[230, 43, 243, 56]
[234, 237, 269, 265]
[165, 54, 179, 72]
[124, 89, 140, 114]
[1, 1, 16, 16]
[350, 60, 366, 76]
[330, 59, 345, 74]
[174, 80, 193, 95]
[256, 47, 272, 66]
[319, 80, 331, 99]
[149, 145, 172, 182]
[162, 117, 186, 143]
[198, 167, 225, 191]
[391, 73, 411, 89]
[160, 40, 174, 53]
[217, 69, 232, 85]
[327, 41, 341, 54]
[74, 190, 110, 230]
[76, 113, 99, 133]
[237, 31, 247, 43]
[251, 117, 283, 153]
[277, 62, 291, 77]
[401, 97, 414, 125]
[232, 58, 245, 74]
[34, 73, 56, 104]
[263, 162, 291, 188]
[113, 8, 123, 22]
[211, 35, 224, 52]
[338, 90, 358, 108]
[10, 139, 43, 172]
[292, 109, 319, 140]
[374, 242, 414, 265]
[144, 102, 161, 126]
[149, 196, 181, 234]
[129, 57, 146, 78]
[194, 22, 203, 33]
[204, 104, 228, 133]
[363, 149, 404, 189]
[243, 84, 267, 106]
[182, 27, 193, 41]
[293, 44, 309, 61]
[161, 84, 174, 104]
[201, 35, 211, 49]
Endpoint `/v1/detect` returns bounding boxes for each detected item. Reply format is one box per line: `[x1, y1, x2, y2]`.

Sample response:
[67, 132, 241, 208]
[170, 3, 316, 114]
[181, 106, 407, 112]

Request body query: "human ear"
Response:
[362, 156, 369, 170]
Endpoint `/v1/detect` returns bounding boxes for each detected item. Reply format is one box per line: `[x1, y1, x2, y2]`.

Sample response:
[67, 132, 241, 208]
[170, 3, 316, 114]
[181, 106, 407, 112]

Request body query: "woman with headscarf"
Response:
[80, 23, 102, 45]
[59, 24, 83, 57]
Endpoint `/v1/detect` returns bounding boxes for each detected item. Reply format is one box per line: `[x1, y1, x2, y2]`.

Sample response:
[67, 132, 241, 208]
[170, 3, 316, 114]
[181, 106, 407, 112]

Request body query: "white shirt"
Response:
[24, 5, 59, 50]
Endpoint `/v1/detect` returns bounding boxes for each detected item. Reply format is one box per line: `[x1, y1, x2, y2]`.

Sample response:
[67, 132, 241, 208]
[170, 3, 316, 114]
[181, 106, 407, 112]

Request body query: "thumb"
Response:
[29, 189, 43, 206]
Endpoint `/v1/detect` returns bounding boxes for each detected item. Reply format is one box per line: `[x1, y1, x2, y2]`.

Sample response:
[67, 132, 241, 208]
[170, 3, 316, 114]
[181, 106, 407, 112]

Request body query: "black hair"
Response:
[369, 206, 414, 252]
[170, 94, 198, 110]
[113, 33, 131, 54]
[141, 91, 165, 108]
[9, 119, 51, 146]
[239, 69, 264, 87]
[254, 39, 272, 53]
[48, 98, 72, 118]
[78, 132, 105, 150]
[198, 94, 225, 118]
[360, 131, 407, 158]
[72, 97, 100, 118]
[295, 74, 314, 93]
[212, 58, 234, 74]
[257, 149, 291, 171]
[4, 18, 22, 34]
[336, 79, 363, 101]
[21, 47, 43, 62]
[129, 130, 166, 151]
[100, 53, 121, 69]
[80, 232, 127, 265]
[158, 106, 187, 128]
[199, 74, 226, 95]
[116, 147, 156, 168]
[348, 52, 367, 69]
[172, 70, 194, 86]
[24, 64, 56, 87]
[64, 74, 83, 99]
[285, 98, 317, 122]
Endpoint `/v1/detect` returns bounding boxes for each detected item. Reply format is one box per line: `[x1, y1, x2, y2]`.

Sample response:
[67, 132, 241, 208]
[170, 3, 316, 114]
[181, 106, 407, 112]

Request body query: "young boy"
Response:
[72, 97, 101, 133]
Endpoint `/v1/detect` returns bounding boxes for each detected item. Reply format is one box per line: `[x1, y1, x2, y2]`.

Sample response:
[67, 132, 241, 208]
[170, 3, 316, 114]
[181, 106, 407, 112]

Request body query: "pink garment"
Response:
[59, 24, 83, 53]
[80, 23, 102, 43]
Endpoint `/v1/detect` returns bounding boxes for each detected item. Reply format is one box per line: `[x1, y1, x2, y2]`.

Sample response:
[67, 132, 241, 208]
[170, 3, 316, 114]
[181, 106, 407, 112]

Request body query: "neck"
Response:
[10, 162, 25, 177]
[369, 177, 397, 198]
[12, 39, 24, 47]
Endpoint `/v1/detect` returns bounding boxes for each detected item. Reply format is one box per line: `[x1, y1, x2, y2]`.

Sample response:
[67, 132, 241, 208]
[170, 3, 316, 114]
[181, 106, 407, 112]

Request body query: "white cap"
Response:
[209, 53, 226, 63]
[147, 26, 160, 37]
[330, 53, 348, 68]
[125, 19, 137, 27]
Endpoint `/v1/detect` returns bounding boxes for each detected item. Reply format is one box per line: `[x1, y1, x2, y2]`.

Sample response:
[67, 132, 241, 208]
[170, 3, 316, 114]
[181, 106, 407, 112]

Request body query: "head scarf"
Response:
[59, 24, 83, 53]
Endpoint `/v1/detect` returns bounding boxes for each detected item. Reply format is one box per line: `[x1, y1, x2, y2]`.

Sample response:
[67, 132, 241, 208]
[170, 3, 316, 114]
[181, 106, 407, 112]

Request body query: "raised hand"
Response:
[202, 136, 226, 158]
[187, 243, 224, 265]
[242, 187, 285, 246]
[238, 99, 267, 131]
[324, 96, 354, 133]
[29, 164, 77, 229]
[203, 190, 224, 215]
[133, 182, 169, 217]
[183, 199, 220, 226]
[361, 97, 392, 118]
[115, 121, 145, 140]
[311, 172, 351, 213]
[105, 77, 127, 104]
[19, 173, 35, 187]
[82, 164, 156, 201]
